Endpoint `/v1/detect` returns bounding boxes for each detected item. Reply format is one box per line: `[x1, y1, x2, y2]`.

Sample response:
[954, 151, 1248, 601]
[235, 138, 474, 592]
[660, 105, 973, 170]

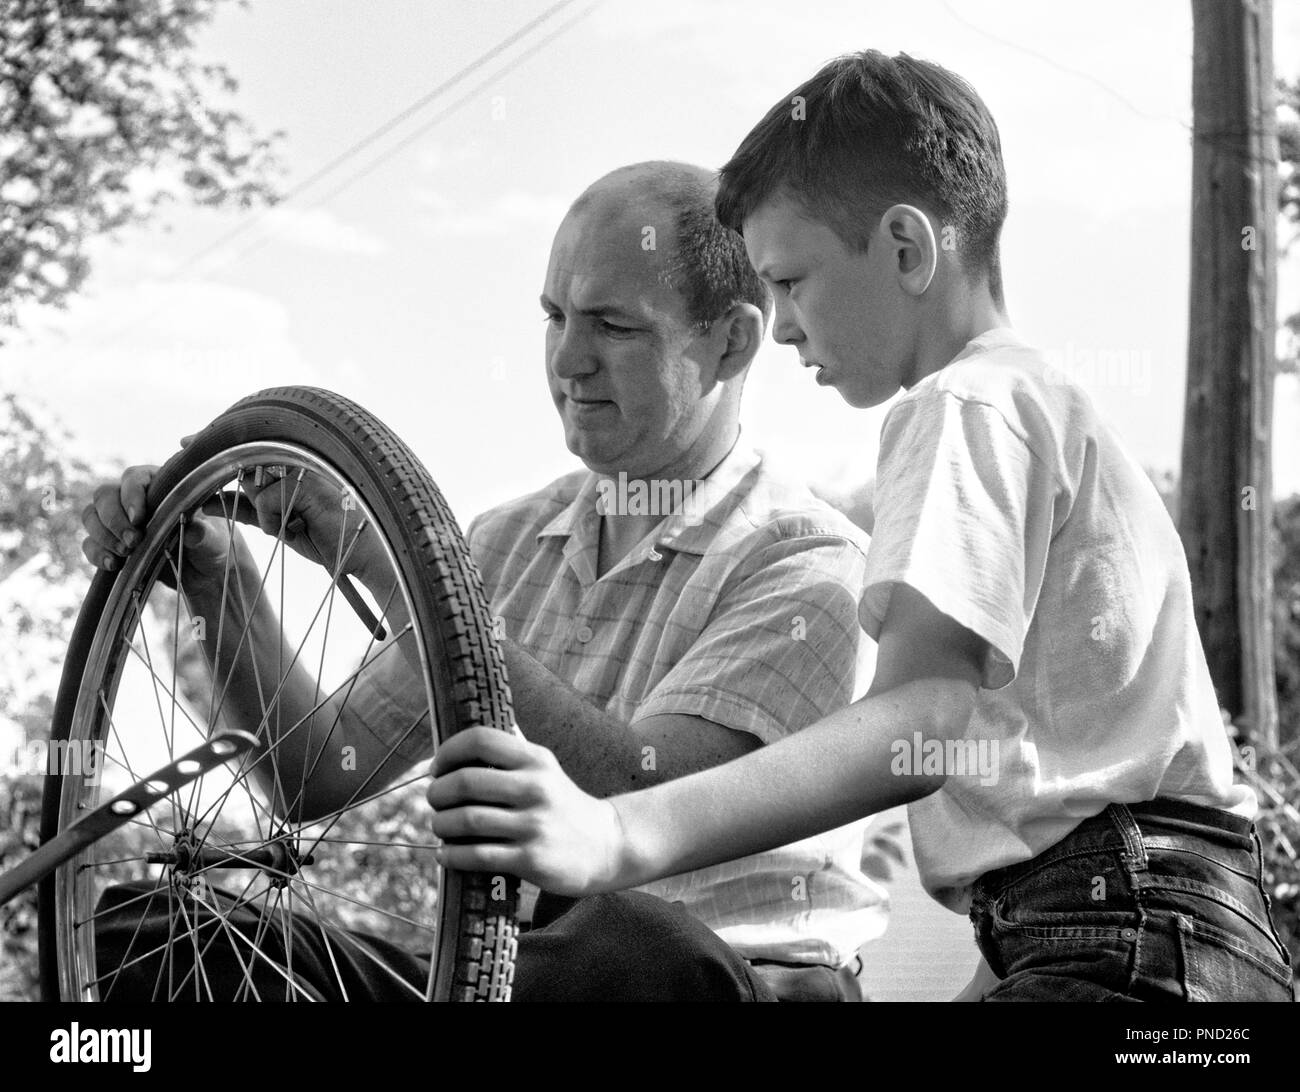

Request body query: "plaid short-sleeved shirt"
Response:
[466, 444, 888, 966]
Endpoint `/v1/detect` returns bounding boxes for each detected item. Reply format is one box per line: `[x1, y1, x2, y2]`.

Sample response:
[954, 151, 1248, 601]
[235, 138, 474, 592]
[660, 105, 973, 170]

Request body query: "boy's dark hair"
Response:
[716, 51, 1009, 306]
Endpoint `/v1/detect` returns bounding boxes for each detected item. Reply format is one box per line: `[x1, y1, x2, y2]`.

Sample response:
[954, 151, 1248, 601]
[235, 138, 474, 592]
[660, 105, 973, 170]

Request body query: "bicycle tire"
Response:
[38, 385, 519, 1002]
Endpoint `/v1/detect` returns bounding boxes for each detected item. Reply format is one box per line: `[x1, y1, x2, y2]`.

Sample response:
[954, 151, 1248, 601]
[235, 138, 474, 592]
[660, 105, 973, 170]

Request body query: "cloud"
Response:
[3, 280, 326, 464]
[260, 206, 389, 256]
[415, 139, 487, 175]
[412, 188, 570, 239]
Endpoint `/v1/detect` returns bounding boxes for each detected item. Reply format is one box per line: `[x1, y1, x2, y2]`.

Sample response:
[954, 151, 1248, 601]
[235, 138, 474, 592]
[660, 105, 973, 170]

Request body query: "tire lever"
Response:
[0, 731, 259, 908]
[198, 492, 387, 642]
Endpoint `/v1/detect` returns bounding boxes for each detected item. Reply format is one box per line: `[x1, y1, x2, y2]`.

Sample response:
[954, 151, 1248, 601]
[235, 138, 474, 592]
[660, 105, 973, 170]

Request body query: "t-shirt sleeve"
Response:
[859, 390, 1058, 690]
[632, 532, 868, 743]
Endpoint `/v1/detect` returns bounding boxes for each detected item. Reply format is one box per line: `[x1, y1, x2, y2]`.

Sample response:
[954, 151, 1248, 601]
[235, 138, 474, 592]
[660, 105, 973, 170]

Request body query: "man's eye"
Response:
[600, 321, 636, 336]
[543, 312, 564, 325]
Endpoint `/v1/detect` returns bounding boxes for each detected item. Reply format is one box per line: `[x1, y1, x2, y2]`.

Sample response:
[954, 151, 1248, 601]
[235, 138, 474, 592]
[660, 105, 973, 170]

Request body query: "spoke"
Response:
[201, 504, 373, 825]
[179, 885, 317, 1002]
[167, 869, 268, 1003]
[133, 595, 183, 831]
[289, 876, 427, 1001]
[195, 618, 413, 833]
[119, 639, 280, 839]
[77, 853, 158, 870]
[292, 880, 350, 1002]
[172, 893, 215, 1002]
[176, 838, 436, 936]
[282, 836, 438, 852]
[277, 881, 293, 1001]
[277, 871, 436, 936]
[233, 882, 284, 1003]
[298, 486, 346, 824]
[169, 518, 185, 800]
[96, 694, 171, 846]
[204, 474, 241, 734]
[96, 881, 165, 1001]
[168, 507, 272, 846]
[285, 581, 407, 819]
[291, 769, 431, 837]
[201, 467, 308, 745]
[73, 879, 170, 930]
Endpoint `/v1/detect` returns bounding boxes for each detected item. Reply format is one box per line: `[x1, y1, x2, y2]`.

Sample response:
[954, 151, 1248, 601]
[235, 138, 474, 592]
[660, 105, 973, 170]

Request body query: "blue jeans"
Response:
[969, 799, 1295, 1001]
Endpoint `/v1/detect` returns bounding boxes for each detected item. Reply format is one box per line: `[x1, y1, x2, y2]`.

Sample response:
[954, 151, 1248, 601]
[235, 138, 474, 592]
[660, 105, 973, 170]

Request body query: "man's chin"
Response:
[563, 429, 622, 473]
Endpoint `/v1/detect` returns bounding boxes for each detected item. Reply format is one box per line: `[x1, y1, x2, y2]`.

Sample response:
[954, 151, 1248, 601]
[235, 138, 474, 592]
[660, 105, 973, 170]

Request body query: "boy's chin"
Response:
[834, 381, 892, 410]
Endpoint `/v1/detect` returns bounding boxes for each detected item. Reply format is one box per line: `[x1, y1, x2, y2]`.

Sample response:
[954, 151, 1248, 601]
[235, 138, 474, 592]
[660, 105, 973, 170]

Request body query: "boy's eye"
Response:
[543, 311, 564, 325]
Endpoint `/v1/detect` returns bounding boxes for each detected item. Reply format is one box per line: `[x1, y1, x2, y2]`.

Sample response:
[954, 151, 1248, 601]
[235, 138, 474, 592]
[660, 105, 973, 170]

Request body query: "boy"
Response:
[428, 51, 1295, 1001]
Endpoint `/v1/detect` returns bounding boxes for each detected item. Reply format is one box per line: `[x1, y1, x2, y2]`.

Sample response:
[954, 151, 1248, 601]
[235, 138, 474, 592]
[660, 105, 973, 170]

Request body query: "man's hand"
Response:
[82, 461, 237, 579]
[79, 436, 388, 587]
[426, 726, 628, 896]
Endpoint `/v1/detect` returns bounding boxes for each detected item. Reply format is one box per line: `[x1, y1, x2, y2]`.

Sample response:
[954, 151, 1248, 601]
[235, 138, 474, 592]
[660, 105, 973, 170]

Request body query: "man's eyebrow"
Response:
[539, 295, 645, 321]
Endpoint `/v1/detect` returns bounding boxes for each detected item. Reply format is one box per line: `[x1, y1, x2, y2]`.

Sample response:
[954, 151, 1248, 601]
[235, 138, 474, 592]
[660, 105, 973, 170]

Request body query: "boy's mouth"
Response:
[802, 358, 828, 383]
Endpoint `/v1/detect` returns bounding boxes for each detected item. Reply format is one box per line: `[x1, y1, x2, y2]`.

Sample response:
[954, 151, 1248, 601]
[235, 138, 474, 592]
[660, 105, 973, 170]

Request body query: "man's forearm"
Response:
[181, 554, 315, 812]
[605, 679, 970, 889]
[501, 642, 655, 797]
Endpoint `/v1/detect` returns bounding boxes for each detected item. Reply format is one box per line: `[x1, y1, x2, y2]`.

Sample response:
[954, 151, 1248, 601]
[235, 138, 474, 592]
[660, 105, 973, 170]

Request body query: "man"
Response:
[83, 161, 886, 1001]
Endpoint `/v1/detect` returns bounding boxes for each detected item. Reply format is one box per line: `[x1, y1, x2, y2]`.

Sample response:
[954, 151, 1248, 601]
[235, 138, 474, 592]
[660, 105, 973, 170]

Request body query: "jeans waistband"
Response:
[974, 798, 1256, 898]
[1122, 797, 1254, 840]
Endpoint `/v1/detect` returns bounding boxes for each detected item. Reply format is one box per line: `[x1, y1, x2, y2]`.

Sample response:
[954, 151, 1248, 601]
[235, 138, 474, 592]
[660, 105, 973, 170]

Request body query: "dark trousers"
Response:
[93, 884, 816, 1001]
[970, 799, 1295, 1001]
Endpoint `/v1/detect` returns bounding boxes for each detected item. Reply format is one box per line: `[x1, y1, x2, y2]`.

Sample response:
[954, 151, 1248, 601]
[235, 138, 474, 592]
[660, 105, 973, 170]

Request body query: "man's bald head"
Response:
[565, 161, 771, 332]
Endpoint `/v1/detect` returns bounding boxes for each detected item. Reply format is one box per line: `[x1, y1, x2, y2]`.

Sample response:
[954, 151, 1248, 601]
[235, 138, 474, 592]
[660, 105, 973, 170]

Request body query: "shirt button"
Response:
[575, 624, 594, 644]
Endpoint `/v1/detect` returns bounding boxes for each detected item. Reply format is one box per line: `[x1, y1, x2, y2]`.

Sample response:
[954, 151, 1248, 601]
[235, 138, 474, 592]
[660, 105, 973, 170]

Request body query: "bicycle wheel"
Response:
[38, 385, 518, 1001]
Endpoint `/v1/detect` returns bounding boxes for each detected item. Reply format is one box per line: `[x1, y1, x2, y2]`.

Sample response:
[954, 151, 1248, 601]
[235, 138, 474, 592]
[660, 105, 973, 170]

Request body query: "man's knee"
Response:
[514, 891, 774, 1002]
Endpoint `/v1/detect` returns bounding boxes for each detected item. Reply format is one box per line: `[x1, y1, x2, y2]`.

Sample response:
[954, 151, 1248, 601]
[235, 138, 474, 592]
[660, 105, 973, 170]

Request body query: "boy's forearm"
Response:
[606, 679, 970, 890]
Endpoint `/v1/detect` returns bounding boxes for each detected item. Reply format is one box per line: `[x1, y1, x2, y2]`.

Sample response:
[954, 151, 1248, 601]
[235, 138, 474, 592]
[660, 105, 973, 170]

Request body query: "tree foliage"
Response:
[0, 0, 280, 332]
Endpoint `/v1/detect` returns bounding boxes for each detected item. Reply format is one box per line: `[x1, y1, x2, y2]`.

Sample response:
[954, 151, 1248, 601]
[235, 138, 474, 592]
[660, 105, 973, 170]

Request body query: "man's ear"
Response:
[710, 301, 764, 381]
[878, 204, 937, 297]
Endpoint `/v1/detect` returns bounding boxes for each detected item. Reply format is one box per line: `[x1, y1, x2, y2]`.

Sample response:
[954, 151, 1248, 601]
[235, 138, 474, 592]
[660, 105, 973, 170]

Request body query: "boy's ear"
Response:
[879, 204, 937, 297]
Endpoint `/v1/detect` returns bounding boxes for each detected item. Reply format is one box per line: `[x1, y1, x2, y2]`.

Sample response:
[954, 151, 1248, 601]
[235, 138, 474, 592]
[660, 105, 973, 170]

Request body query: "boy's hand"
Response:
[951, 955, 1001, 1001]
[426, 726, 627, 896]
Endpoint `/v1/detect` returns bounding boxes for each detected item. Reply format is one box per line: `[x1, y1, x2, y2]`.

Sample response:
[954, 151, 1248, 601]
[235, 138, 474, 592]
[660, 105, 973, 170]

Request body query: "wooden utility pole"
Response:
[1180, 0, 1279, 746]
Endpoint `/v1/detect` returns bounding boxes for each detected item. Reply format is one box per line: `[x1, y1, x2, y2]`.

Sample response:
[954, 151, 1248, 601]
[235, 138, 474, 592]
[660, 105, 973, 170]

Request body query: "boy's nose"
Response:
[772, 306, 803, 347]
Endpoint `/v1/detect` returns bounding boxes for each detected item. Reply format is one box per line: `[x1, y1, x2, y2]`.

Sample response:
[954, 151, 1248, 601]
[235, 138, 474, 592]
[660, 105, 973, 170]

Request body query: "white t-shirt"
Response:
[858, 327, 1255, 913]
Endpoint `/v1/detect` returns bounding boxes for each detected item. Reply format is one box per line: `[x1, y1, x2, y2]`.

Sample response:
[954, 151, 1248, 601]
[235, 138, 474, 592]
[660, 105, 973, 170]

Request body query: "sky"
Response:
[4, 0, 1300, 522]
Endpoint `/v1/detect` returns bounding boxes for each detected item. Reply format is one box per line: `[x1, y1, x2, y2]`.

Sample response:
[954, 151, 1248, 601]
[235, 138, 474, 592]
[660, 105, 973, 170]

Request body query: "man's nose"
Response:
[548, 324, 598, 379]
[771, 296, 803, 347]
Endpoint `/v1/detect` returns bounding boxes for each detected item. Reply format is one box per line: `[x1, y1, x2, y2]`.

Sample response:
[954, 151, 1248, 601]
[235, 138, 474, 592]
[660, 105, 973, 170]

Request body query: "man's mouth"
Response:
[565, 394, 615, 417]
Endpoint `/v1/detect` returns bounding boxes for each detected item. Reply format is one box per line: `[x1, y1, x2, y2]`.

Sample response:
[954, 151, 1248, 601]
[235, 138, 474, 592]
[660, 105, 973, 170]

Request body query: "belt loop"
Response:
[1106, 803, 1149, 871]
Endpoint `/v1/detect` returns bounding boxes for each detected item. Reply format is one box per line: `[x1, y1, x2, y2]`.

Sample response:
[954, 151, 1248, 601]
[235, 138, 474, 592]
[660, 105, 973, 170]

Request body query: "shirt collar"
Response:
[536, 441, 763, 559]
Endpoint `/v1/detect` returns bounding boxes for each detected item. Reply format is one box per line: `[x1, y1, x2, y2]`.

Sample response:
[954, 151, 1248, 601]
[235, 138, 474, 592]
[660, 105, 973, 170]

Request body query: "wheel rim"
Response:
[53, 442, 446, 1001]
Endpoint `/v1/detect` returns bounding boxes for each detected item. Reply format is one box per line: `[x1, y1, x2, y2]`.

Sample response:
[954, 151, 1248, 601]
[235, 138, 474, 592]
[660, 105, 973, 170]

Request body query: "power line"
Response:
[79, 0, 602, 350]
[172, 0, 583, 280]
[941, 0, 1192, 131]
[222, 0, 603, 269]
